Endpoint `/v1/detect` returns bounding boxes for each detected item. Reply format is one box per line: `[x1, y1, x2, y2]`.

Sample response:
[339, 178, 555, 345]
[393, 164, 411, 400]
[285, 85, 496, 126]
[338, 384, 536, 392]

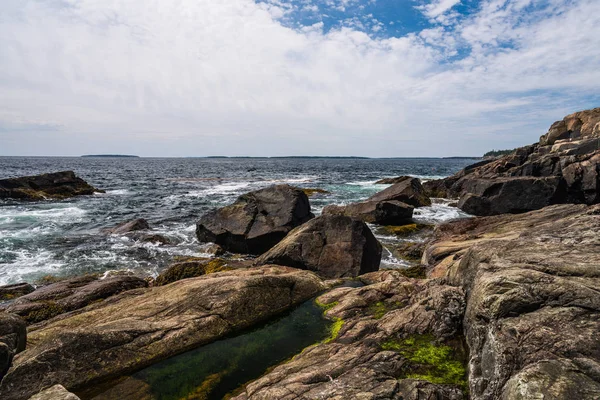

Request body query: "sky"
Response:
[1, 0, 599, 157]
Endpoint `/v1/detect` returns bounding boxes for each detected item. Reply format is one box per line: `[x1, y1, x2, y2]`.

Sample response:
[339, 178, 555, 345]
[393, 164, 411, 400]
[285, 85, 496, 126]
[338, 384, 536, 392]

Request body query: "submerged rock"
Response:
[28, 385, 80, 400]
[103, 218, 150, 235]
[0, 312, 27, 382]
[0, 171, 103, 200]
[0, 283, 35, 301]
[4, 273, 148, 323]
[256, 215, 382, 279]
[424, 204, 600, 399]
[196, 185, 314, 254]
[322, 199, 414, 225]
[0, 266, 325, 400]
[232, 270, 466, 400]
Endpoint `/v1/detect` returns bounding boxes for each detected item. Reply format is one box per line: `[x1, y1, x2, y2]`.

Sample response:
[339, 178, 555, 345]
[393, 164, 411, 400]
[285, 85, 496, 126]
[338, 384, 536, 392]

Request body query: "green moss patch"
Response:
[155, 259, 233, 286]
[302, 188, 331, 197]
[383, 223, 432, 237]
[368, 300, 405, 319]
[381, 335, 467, 389]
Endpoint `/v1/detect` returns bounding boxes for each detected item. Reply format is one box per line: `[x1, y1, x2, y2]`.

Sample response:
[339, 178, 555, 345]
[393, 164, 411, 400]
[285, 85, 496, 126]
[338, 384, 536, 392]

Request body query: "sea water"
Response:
[0, 157, 474, 285]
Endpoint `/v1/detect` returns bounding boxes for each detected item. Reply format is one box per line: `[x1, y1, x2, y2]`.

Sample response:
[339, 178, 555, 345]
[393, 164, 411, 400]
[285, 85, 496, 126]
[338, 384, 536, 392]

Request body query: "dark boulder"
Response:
[0, 283, 35, 301]
[103, 218, 150, 235]
[0, 313, 26, 381]
[457, 176, 564, 216]
[0, 171, 103, 200]
[5, 273, 148, 323]
[196, 185, 314, 254]
[256, 215, 382, 279]
[322, 199, 413, 225]
[367, 177, 431, 207]
[374, 175, 412, 184]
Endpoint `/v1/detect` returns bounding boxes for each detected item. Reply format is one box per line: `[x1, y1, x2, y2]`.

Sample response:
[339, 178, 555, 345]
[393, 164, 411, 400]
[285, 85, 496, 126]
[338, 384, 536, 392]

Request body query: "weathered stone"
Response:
[322, 199, 413, 225]
[375, 176, 412, 185]
[424, 204, 600, 399]
[367, 177, 432, 207]
[196, 185, 314, 254]
[539, 107, 600, 145]
[256, 215, 382, 279]
[0, 171, 102, 200]
[0, 267, 325, 400]
[154, 258, 235, 286]
[0, 283, 35, 301]
[4, 273, 148, 323]
[0, 312, 26, 382]
[232, 271, 466, 400]
[28, 385, 80, 400]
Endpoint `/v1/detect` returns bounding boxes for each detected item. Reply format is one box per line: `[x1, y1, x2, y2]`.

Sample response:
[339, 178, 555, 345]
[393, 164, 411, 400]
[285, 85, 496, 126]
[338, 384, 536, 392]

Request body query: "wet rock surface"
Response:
[424, 204, 600, 399]
[102, 218, 150, 235]
[323, 199, 414, 225]
[0, 266, 325, 400]
[424, 108, 600, 215]
[367, 176, 432, 208]
[196, 185, 314, 254]
[232, 270, 466, 400]
[0, 283, 35, 301]
[0, 171, 102, 200]
[3, 274, 148, 324]
[256, 215, 382, 279]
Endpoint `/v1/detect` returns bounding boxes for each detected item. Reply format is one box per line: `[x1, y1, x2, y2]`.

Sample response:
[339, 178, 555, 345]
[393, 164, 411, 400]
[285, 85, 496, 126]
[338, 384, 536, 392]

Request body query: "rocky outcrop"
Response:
[28, 385, 80, 400]
[367, 176, 432, 207]
[233, 270, 466, 399]
[0, 171, 103, 200]
[322, 199, 414, 225]
[424, 108, 600, 216]
[0, 283, 35, 301]
[0, 267, 325, 400]
[424, 204, 600, 399]
[0, 313, 26, 382]
[154, 258, 252, 286]
[196, 185, 314, 254]
[4, 273, 148, 323]
[256, 215, 382, 279]
[103, 218, 150, 235]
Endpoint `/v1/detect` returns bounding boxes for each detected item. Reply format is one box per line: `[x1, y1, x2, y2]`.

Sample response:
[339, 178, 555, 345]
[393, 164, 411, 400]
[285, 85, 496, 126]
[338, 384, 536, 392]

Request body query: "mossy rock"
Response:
[155, 259, 233, 286]
[35, 275, 65, 286]
[302, 188, 331, 197]
[24, 301, 66, 324]
[383, 223, 432, 237]
[368, 300, 405, 319]
[380, 334, 468, 389]
[391, 242, 426, 263]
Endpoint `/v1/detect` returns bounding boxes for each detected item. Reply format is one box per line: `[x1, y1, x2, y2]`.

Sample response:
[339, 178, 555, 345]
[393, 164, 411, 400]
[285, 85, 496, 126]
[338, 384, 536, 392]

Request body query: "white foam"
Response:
[0, 249, 65, 286]
[413, 202, 471, 224]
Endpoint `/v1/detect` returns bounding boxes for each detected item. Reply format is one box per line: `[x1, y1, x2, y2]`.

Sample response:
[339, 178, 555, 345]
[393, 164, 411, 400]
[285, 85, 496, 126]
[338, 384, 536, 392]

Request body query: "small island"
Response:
[81, 155, 140, 158]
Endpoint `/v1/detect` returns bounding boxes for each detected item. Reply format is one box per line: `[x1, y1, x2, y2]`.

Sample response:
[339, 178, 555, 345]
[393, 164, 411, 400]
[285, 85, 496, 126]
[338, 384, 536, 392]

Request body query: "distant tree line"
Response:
[484, 149, 515, 157]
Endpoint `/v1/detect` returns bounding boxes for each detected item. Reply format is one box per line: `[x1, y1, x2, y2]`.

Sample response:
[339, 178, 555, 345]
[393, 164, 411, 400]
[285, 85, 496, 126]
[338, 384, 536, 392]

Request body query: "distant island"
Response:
[81, 155, 140, 158]
[483, 149, 515, 157]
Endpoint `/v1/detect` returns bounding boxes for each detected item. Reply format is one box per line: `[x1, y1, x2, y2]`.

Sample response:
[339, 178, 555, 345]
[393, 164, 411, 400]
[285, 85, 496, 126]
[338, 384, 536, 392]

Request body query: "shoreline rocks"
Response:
[196, 185, 314, 254]
[0, 313, 27, 382]
[0, 171, 103, 200]
[323, 199, 414, 225]
[256, 215, 382, 279]
[0, 283, 35, 301]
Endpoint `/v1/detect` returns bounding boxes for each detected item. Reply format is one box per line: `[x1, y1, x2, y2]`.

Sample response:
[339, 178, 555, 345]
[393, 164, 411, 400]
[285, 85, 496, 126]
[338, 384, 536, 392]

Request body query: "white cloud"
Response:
[0, 0, 599, 157]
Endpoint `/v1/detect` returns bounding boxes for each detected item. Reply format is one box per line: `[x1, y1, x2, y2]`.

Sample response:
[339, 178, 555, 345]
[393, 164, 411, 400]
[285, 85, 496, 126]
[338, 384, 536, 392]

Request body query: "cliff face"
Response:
[424, 107, 600, 215]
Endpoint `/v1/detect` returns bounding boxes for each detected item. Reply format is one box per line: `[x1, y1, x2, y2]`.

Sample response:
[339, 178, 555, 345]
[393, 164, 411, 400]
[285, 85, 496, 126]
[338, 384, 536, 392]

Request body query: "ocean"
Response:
[0, 156, 475, 286]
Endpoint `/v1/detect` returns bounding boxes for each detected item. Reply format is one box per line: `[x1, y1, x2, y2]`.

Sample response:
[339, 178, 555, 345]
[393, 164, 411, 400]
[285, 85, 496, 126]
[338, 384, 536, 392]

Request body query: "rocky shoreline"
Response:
[1, 108, 599, 399]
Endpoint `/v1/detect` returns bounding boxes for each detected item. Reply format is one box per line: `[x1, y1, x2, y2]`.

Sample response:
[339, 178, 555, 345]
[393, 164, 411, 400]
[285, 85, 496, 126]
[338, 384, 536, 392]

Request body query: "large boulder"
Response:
[256, 215, 382, 279]
[0, 313, 27, 381]
[322, 199, 413, 225]
[196, 185, 314, 254]
[0, 267, 325, 400]
[539, 107, 600, 145]
[0, 171, 103, 200]
[367, 176, 432, 207]
[424, 204, 600, 399]
[232, 271, 466, 400]
[457, 176, 564, 216]
[4, 273, 148, 323]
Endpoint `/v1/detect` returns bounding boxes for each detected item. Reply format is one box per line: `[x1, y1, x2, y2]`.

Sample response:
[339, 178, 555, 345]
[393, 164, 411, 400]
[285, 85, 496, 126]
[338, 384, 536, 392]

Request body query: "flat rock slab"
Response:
[425, 204, 600, 399]
[233, 270, 466, 400]
[28, 385, 80, 400]
[0, 171, 102, 200]
[0, 266, 325, 400]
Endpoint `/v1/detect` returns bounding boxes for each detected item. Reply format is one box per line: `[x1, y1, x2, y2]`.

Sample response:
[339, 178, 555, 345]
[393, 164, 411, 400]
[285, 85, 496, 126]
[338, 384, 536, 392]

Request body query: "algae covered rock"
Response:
[0, 171, 103, 200]
[256, 215, 382, 278]
[0, 266, 325, 400]
[0, 283, 35, 301]
[196, 185, 314, 254]
[155, 258, 234, 286]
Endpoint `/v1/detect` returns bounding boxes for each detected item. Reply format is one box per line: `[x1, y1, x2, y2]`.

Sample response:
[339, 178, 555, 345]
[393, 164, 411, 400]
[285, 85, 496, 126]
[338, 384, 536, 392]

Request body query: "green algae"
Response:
[368, 300, 404, 319]
[381, 334, 468, 389]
